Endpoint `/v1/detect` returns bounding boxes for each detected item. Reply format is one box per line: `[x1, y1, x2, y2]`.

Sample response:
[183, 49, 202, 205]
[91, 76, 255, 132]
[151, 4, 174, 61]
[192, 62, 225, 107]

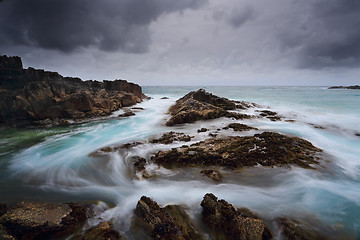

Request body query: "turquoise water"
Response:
[1, 86, 360, 238]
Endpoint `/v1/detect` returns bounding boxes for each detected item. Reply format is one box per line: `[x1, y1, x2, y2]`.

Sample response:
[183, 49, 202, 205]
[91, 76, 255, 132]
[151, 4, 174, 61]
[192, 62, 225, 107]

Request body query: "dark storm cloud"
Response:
[0, 0, 206, 53]
[281, 0, 360, 68]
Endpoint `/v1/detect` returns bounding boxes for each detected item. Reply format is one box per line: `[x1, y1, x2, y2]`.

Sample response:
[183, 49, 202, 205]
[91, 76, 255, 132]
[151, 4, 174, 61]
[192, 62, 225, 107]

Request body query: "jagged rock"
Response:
[133, 196, 204, 240]
[166, 89, 252, 126]
[150, 132, 192, 144]
[276, 217, 329, 240]
[152, 132, 322, 169]
[224, 123, 257, 131]
[200, 193, 272, 240]
[200, 169, 222, 182]
[0, 55, 146, 127]
[80, 221, 124, 240]
[197, 128, 208, 133]
[257, 110, 281, 121]
[0, 202, 88, 240]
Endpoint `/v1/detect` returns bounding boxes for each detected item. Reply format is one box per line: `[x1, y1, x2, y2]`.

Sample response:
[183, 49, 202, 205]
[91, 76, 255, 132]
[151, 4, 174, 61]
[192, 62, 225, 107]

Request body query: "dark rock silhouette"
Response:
[0, 55, 146, 126]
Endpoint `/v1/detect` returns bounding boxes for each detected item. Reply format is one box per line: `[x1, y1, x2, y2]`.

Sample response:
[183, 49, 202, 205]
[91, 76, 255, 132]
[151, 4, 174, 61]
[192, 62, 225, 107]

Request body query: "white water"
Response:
[1, 86, 360, 238]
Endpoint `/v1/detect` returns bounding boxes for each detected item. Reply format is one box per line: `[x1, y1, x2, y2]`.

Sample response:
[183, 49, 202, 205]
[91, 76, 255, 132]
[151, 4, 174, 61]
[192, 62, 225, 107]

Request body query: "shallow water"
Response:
[1, 86, 360, 238]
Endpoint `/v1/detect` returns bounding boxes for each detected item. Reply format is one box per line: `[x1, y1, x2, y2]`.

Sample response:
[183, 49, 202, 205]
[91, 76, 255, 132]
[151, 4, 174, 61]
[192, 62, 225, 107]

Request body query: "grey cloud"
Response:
[227, 6, 254, 29]
[0, 0, 207, 53]
[279, 0, 360, 68]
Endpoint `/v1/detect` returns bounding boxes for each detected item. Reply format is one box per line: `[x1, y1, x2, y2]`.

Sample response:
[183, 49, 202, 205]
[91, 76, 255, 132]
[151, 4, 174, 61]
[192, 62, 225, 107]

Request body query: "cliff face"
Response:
[0, 55, 146, 126]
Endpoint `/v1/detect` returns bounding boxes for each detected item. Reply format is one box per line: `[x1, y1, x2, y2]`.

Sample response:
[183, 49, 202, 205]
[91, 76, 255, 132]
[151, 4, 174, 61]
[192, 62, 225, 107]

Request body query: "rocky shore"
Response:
[0, 55, 146, 127]
[328, 85, 360, 89]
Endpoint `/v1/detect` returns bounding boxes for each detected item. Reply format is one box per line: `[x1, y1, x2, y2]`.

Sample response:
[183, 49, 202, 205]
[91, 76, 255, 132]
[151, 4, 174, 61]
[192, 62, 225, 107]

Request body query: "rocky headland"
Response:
[328, 85, 360, 89]
[0, 55, 146, 127]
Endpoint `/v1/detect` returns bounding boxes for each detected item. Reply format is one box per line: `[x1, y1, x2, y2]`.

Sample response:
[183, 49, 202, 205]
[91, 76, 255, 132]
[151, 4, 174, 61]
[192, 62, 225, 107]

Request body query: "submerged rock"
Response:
[118, 111, 135, 117]
[80, 221, 124, 240]
[224, 123, 257, 131]
[133, 196, 204, 240]
[150, 132, 192, 144]
[166, 89, 252, 126]
[0, 55, 146, 127]
[0, 202, 88, 240]
[197, 128, 208, 133]
[152, 131, 322, 169]
[256, 110, 281, 121]
[200, 169, 223, 182]
[201, 193, 272, 240]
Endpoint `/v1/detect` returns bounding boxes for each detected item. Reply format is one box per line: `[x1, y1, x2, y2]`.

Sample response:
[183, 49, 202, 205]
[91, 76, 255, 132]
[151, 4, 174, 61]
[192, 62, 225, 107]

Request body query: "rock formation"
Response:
[151, 131, 322, 169]
[328, 85, 360, 89]
[0, 55, 146, 126]
[166, 89, 253, 126]
[200, 193, 272, 240]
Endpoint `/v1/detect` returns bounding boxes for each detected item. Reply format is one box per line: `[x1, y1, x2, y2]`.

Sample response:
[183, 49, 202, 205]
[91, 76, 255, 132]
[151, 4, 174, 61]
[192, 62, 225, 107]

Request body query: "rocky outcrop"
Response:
[133, 196, 204, 240]
[0, 55, 146, 126]
[150, 132, 193, 144]
[328, 85, 360, 89]
[152, 132, 321, 169]
[166, 89, 252, 126]
[201, 193, 272, 240]
[0, 202, 88, 240]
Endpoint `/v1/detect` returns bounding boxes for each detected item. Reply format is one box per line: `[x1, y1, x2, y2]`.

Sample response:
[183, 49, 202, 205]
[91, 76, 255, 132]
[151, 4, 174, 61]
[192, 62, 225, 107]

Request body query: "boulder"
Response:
[224, 123, 257, 131]
[0, 202, 88, 240]
[152, 132, 322, 169]
[133, 196, 204, 240]
[200, 193, 272, 240]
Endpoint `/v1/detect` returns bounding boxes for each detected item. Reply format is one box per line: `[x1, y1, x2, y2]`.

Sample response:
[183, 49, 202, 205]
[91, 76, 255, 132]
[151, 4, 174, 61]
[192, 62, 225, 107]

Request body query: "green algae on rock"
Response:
[152, 132, 322, 169]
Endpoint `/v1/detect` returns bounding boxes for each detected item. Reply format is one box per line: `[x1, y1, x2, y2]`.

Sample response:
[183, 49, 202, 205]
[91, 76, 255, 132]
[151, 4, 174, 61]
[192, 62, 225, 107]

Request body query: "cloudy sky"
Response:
[1, 0, 359, 86]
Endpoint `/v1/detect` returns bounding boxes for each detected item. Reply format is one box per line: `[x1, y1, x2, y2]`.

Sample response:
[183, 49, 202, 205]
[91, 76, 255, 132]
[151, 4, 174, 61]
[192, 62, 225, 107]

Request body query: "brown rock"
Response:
[0, 202, 88, 240]
[277, 217, 328, 240]
[0, 55, 146, 127]
[81, 221, 124, 240]
[152, 132, 322, 169]
[225, 123, 258, 131]
[200, 169, 222, 182]
[197, 128, 208, 133]
[200, 193, 271, 240]
[118, 111, 135, 117]
[166, 89, 252, 126]
[150, 132, 192, 144]
[133, 196, 204, 240]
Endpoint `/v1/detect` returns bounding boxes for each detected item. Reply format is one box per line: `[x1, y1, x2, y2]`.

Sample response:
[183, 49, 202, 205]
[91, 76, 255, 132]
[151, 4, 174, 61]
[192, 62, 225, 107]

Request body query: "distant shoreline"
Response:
[328, 85, 360, 89]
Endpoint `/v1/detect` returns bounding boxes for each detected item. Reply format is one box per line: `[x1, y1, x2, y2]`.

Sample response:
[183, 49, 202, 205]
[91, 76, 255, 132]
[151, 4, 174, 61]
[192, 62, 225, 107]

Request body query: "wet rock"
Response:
[0, 202, 88, 240]
[0, 225, 15, 240]
[133, 196, 204, 240]
[118, 111, 135, 117]
[161, 97, 169, 99]
[166, 89, 252, 126]
[119, 142, 143, 149]
[150, 132, 192, 144]
[200, 169, 222, 182]
[0, 55, 146, 127]
[276, 217, 329, 240]
[197, 128, 208, 133]
[152, 132, 322, 169]
[355, 133, 360, 137]
[257, 110, 281, 121]
[201, 193, 271, 240]
[133, 157, 149, 178]
[131, 107, 144, 110]
[226, 123, 258, 131]
[81, 221, 124, 240]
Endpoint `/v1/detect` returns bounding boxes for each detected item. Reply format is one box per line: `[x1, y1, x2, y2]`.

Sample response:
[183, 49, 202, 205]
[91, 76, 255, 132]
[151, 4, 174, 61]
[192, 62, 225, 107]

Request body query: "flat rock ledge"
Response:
[151, 131, 322, 170]
[166, 89, 254, 126]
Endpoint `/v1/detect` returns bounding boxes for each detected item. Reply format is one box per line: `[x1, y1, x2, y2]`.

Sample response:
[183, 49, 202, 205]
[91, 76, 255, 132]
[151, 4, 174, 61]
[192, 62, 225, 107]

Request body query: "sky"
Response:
[0, 0, 360, 86]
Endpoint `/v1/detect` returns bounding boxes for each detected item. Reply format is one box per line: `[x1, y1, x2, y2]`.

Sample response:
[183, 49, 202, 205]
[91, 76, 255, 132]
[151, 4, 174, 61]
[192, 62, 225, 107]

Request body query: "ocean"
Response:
[1, 86, 360, 238]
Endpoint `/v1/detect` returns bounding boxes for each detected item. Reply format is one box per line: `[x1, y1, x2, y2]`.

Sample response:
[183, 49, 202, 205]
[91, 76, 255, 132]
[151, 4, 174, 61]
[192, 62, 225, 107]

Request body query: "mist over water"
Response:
[1, 86, 360, 238]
